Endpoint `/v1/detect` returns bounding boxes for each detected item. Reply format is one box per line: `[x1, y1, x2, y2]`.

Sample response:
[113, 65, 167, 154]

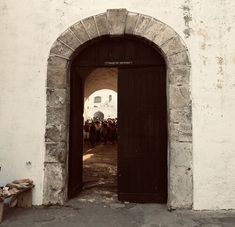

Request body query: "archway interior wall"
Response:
[84, 68, 118, 99]
[45, 9, 192, 209]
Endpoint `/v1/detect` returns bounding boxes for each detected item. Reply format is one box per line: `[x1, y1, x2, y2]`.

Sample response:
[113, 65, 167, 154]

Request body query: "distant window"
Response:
[109, 95, 112, 102]
[94, 96, 101, 103]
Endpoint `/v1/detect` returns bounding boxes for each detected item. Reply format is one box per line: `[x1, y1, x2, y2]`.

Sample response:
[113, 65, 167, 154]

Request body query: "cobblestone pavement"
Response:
[1, 144, 235, 227]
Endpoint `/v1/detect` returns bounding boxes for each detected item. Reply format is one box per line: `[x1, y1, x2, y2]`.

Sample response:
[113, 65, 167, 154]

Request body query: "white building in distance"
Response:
[84, 89, 117, 121]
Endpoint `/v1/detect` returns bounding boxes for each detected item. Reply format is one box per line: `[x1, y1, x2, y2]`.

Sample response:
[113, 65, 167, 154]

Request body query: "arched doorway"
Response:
[44, 9, 192, 209]
[69, 35, 167, 202]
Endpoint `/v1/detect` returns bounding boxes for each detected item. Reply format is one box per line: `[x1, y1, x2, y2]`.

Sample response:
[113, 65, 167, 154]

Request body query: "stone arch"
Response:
[45, 9, 192, 209]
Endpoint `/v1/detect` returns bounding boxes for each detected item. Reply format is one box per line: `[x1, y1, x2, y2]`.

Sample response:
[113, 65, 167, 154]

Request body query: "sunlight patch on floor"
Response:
[83, 153, 94, 161]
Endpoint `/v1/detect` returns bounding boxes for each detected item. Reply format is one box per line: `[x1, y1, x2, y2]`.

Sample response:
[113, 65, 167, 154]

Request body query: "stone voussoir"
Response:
[58, 28, 82, 50]
[167, 50, 191, 66]
[82, 16, 99, 39]
[125, 12, 139, 34]
[133, 14, 152, 36]
[153, 25, 177, 47]
[107, 9, 128, 35]
[70, 21, 90, 44]
[161, 35, 188, 56]
[94, 13, 109, 36]
[140, 18, 165, 41]
[50, 39, 74, 59]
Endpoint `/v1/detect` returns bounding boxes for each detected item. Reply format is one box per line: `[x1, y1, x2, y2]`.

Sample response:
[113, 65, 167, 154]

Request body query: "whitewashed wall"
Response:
[84, 90, 117, 120]
[0, 0, 235, 209]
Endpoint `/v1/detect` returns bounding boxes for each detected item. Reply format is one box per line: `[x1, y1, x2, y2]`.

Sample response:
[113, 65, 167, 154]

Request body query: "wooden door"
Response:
[118, 66, 167, 203]
[68, 70, 84, 198]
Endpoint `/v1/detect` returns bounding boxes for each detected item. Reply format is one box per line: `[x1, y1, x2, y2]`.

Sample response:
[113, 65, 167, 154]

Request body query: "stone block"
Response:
[94, 13, 108, 36]
[140, 19, 165, 41]
[70, 21, 90, 44]
[125, 12, 139, 34]
[43, 163, 66, 205]
[169, 85, 191, 109]
[134, 14, 152, 36]
[47, 88, 67, 108]
[46, 106, 68, 142]
[47, 56, 68, 89]
[169, 65, 190, 86]
[45, 142, 67, 163]
[107, 9, 127, 35]
[82, 16, 99, 39]
[167, 51, 191, 65]
[50, 40, 73, 59]
[153, 26, 177, 47]
[58, 28, 82, 50]
[45, 124, 67, 142]
[169, 141, 192, 167]
[169, 165, 193, 209]
[170, 108, 192, 124]
[46, 106, 67, 125]
[169, 122, 192, 143]
[161, 35, 187, 56]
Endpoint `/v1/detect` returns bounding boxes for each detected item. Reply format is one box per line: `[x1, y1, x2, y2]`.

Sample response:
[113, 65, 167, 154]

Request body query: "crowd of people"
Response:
[83, 118, 118, 147]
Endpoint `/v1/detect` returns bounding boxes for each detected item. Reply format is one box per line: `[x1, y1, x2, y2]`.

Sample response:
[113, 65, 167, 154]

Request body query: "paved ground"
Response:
[1, 144, 235, 226]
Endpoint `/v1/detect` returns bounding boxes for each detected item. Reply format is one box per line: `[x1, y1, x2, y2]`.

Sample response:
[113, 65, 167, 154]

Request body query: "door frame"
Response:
[44, 9, 192, 209]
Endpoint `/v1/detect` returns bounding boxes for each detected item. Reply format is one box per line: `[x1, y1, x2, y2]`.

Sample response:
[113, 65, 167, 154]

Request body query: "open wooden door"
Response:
[118, 66, 167, 203]
[68, 70, 84, 198]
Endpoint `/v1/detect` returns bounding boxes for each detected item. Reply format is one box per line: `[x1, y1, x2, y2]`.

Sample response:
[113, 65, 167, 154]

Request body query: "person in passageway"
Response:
[101, 122, 108, 145]
[89, 122, 96, 147]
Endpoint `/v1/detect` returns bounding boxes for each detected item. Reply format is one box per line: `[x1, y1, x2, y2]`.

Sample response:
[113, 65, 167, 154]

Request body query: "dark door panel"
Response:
[118, 66, 167, 203]
[68, 70, 84, 198]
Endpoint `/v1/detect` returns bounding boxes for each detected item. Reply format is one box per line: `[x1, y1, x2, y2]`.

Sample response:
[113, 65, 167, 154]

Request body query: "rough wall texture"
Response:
[0, 0, 234, 210]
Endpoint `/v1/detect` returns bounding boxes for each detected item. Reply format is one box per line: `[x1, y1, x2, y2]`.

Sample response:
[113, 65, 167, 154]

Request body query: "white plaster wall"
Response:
[0, 0, 235, 209]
